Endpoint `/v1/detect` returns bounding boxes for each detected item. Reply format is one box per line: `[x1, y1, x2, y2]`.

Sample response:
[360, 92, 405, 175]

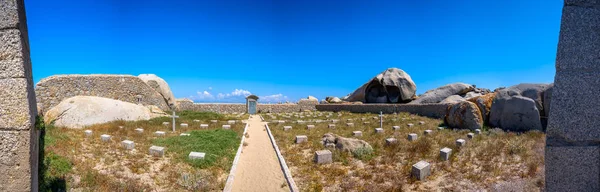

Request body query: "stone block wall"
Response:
[35, 75, 170, 114]
[545, 0, 600, 191]
[175, 99, 319, 113]
[315, 103, 451, 118]
[0, 0, 39, 190]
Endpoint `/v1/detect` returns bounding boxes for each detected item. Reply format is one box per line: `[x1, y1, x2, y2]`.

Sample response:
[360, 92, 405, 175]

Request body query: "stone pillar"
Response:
[0, 0, 39, 191]
[546, 0, 600, 191]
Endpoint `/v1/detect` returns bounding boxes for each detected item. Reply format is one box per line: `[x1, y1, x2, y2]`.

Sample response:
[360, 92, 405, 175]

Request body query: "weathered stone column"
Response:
[0, 0, 39, 191]
[546, 0, 600, 191]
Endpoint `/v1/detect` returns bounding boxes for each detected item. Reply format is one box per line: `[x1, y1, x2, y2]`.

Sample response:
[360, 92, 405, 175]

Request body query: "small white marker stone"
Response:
[412, 161, 431, 181]
[346, 123, 354, 127]
[84, 130, 92, 137]
[307, 125, 315, 129]
[181, 123, 189, 127]
[283, 126, 292, 131]
[407, 123, 414, 127]
[149, 146, 165, 157]
[180, 133, 190, 136]
[385, 138, 397, 145]
[419, 121, 425, 125]
[475, 129, 481, 134]
[228, 120, 236, 125]
[155, 131, 166, 137]
[374, 128, 384, 134]
[121, 140, 135, 150]
[408, 133, 418, 141]
[189, 152, 206, 160]
[295, 135, 308, 144]
[353, 131, 362, 137]
[328, 124, 336, 129]
[467, 133, 475, 139]
[100, 134, 111, 142]
[424, 130, 432, 135]
[440, 147, 452, 161]
[200, 124, 209, 128]
[456, 139, 466, 147]
[210, 120, 218, 123]
[392, 126, 400, 131]
[222, 124, 231, 129]
[162, 122, 169, 126]
[135, 128, 144, 133]
[193, 119, 200, 122]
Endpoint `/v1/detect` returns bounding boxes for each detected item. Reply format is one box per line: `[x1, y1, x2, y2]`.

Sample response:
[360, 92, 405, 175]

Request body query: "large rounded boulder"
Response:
[489, 83, 551, 130]
[44, 96, 167, 129]
[410, 83, 474, 104]
[467, 93, 496, 124]
[500, 96, 543, 132]
[138, 74, 176, 107]
[346, 68, 417, 103]
[445, 101, 483, 130]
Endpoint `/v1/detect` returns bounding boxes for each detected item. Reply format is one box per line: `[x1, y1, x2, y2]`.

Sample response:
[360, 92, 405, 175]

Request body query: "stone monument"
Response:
[546, 0, 600, 191]
[0, 0, 40, 191]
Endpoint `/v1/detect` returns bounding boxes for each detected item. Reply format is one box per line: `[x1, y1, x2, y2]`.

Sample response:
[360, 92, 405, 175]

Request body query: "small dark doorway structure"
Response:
[246, 95, 259, 114]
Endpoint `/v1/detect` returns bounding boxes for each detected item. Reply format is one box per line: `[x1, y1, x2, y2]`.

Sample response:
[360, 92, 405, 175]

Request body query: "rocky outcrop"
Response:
[411, 83, 474, 104]
[439, 95, 466, 104]
[467, 93, 496, 124]
[327, 97, 342, 103]
[500, 96, 542, 132]
[44, 96, 167, 129]
[489, 83, 552, 130]
[445, 101, 483, 130]
[346, 68, 417, 103]
[307, 96, 318, 101]
[138, 74, 176, 107]
[322, 133, 373, 153]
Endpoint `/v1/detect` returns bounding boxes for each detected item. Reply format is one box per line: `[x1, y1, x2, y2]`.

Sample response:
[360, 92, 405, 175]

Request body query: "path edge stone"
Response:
[264, 116, 300, 192]
[222, 117, 250, 192]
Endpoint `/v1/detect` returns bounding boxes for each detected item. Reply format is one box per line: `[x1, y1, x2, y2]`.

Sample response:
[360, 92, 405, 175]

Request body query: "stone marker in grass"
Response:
[283, 126, 292, 131]
[84, 130, 92, 137]
[135, 128, 144, 133]
[162, 122, 169, 126]
[222, 125, 231, 129]
[122, 140, 135, 150]
[456, 139, 466, 147]
[181, 123, 189, 128]
[386, 138, 397, 145]
[407, 123, 414, 127]
[424, 130, 432, 135]
[467, 133, 475, 139]
[228, 120, 236, 125]
[412, 161, 431, 181]
[155, 131, 166, 137]
[149, 146, 165, 157]
[200, 124, 209, 129]
[118, 126, 124, 129]
[101, 134, 111, 142]
[408, 133, 418, 141]
[180, 133, 190, 136]
[375, 128, 384, 134]
[437, 127, 444, 130]
[353, 131, 363, 137]
[193, 119, 200, 122]
[346, 123, 354, 127]
[295, 135, 308, 144]
[210, 120, 218, 123]
[307, 125, 315, 129]
[392, 126, 400, 131]
[314, 150, 333, 164]
[475, 129, 481, 134]
[332, 119, 339, 123]
[189, 152, 206, 160]
[328, 124, 336, 129]
[278, 120, 285, 124]
[440, 147, 452, 161]
[419, 121, 425, 125]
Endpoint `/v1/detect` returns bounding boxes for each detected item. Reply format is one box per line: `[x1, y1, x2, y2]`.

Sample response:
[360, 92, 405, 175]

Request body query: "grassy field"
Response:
[39, 111, 249, 191]
[266, 111, 545, 191]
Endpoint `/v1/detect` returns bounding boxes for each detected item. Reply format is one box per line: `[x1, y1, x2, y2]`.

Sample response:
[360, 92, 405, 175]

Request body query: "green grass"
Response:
[153, 129, 240, 169]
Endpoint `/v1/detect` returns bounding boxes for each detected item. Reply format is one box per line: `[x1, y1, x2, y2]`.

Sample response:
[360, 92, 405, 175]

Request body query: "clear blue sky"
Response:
[26, 0, 562, 103]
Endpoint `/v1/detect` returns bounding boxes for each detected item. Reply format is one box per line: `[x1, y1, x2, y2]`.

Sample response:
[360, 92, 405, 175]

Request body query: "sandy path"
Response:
[230, 115, 288, 192]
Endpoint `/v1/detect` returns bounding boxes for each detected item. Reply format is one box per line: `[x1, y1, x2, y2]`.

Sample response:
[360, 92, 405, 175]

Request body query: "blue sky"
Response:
[26, 0, 562, 103]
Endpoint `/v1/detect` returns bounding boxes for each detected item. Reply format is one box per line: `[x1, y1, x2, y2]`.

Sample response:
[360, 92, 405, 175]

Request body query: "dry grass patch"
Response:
[266, 111, 545, 191]
[40, 111, 248, 191]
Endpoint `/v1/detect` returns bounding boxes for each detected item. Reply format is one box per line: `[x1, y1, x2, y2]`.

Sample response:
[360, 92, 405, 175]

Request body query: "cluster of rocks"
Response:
[444, 83, 553, 131]
[321, 133, 373, 154]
